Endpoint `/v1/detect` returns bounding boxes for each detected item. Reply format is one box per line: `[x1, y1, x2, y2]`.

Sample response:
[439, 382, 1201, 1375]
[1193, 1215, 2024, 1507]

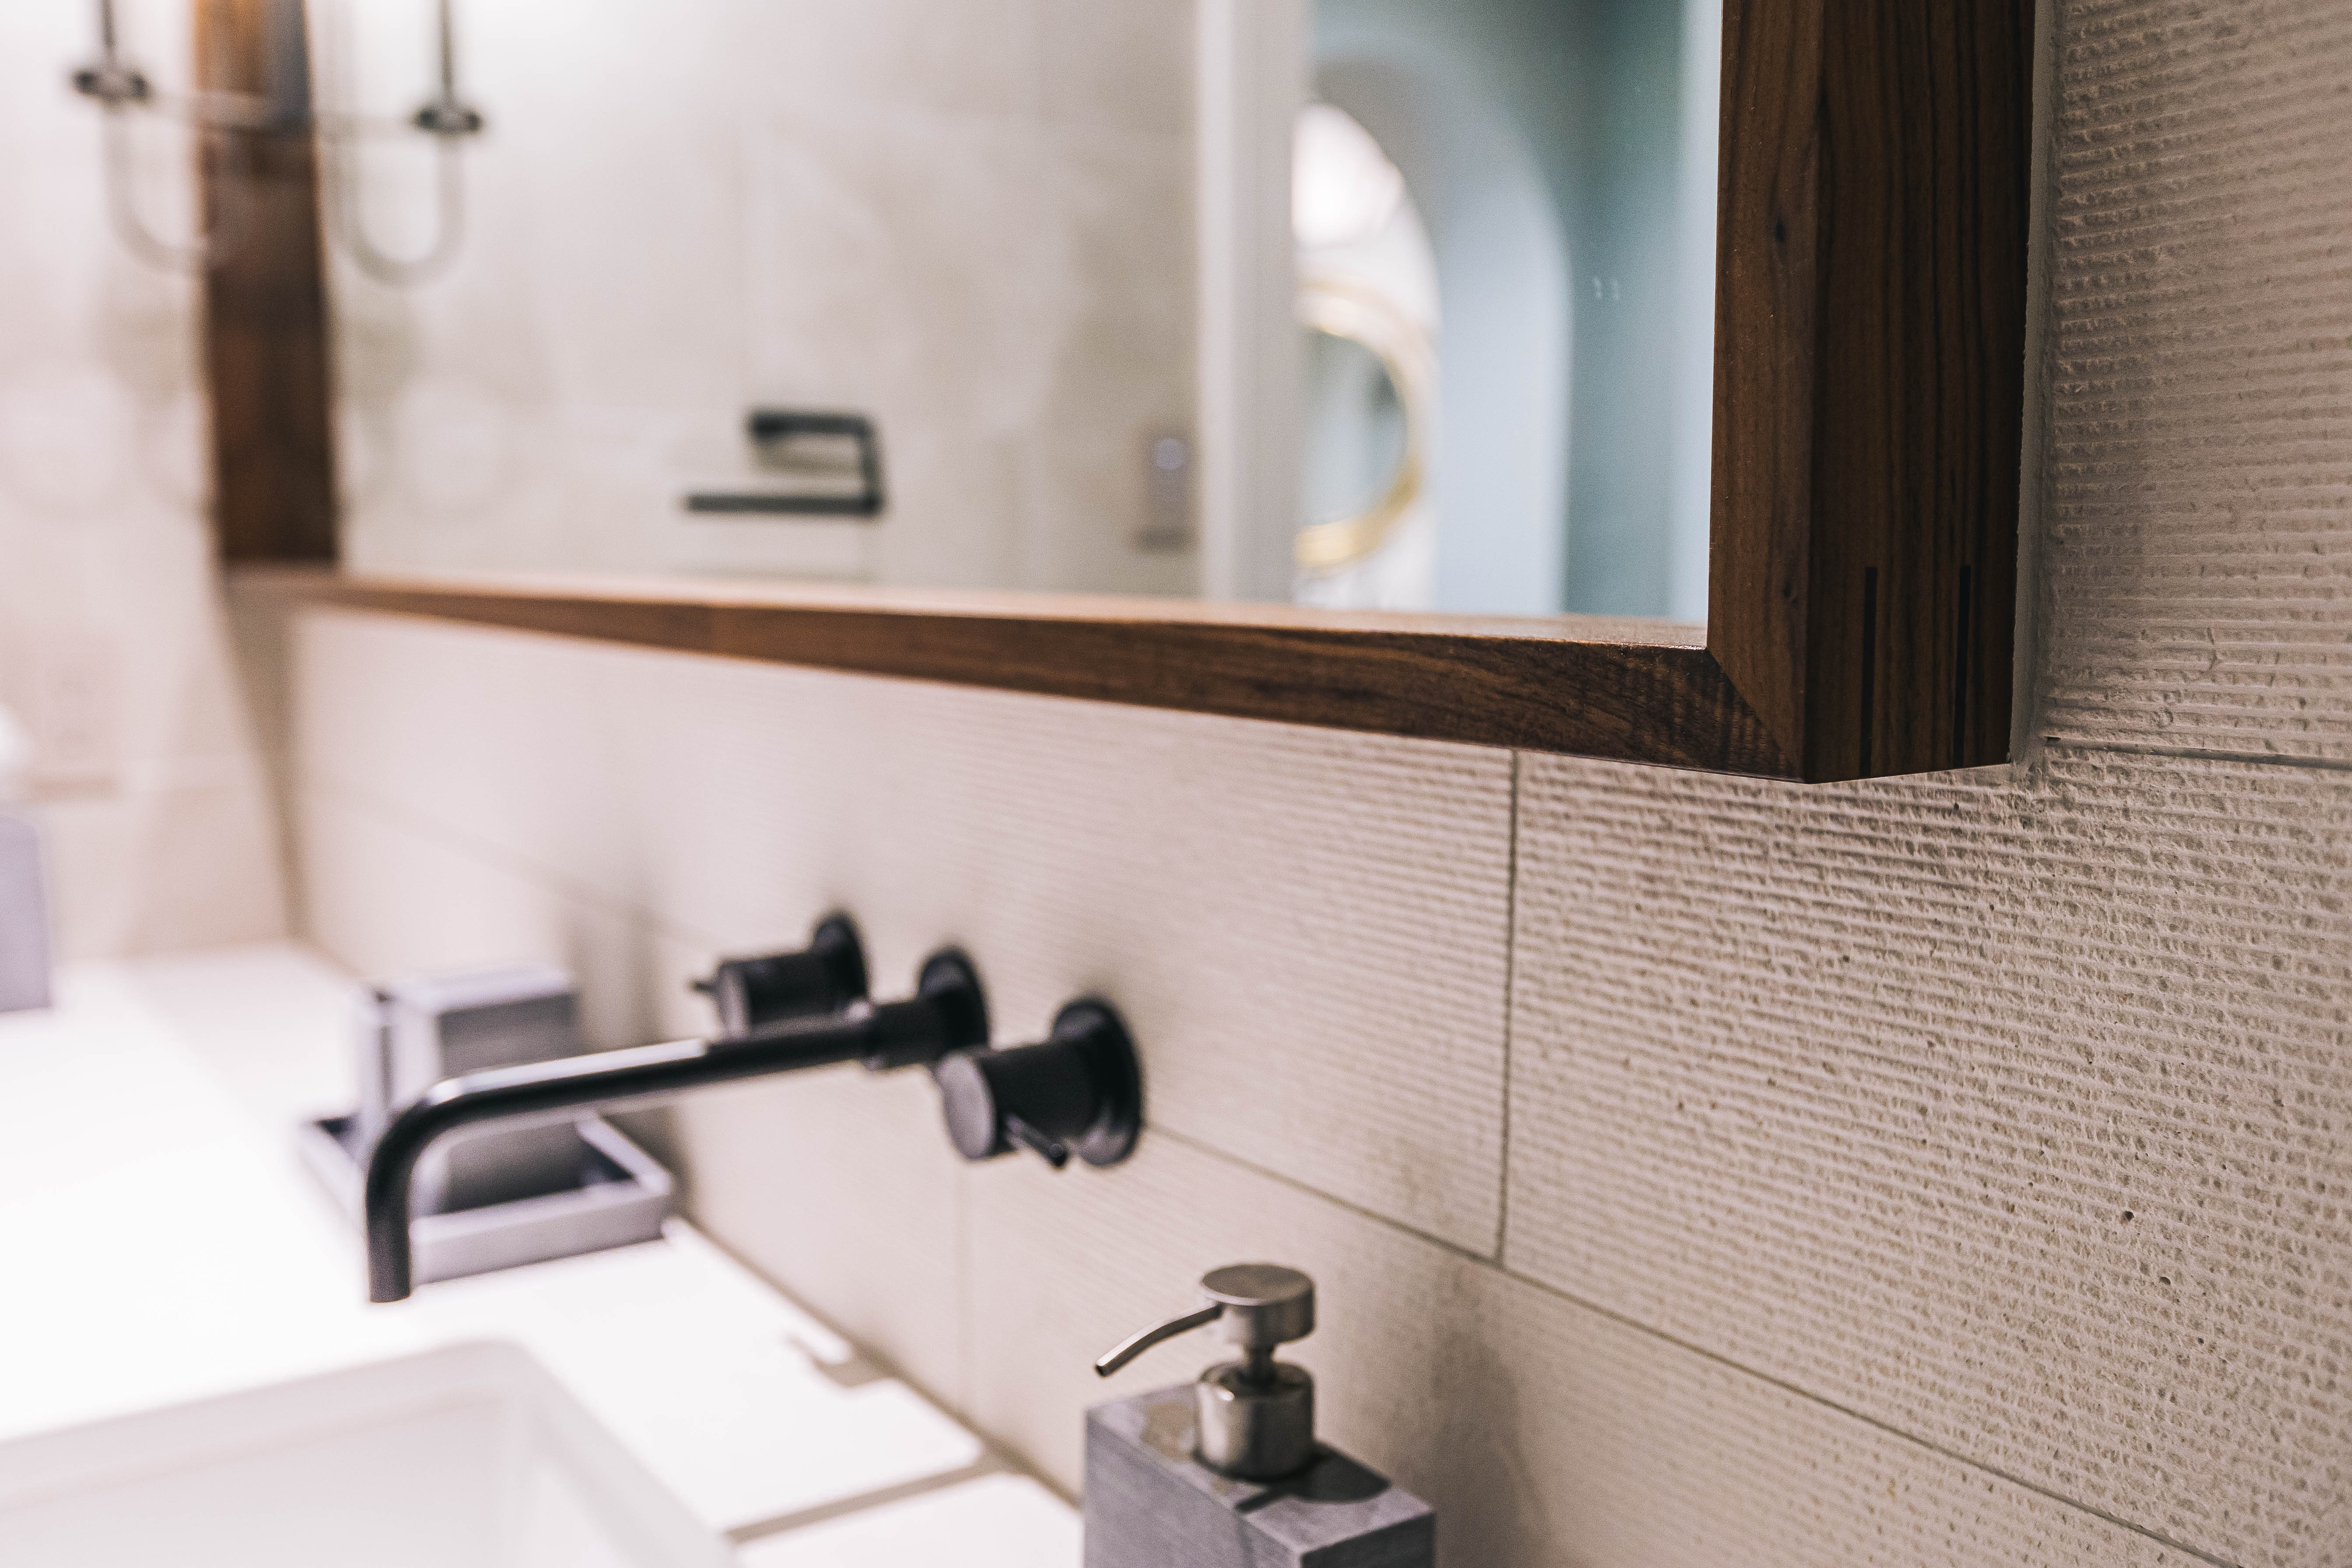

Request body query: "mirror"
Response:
[268, 0, 1718, 623]
[152, 0, 2024, 779]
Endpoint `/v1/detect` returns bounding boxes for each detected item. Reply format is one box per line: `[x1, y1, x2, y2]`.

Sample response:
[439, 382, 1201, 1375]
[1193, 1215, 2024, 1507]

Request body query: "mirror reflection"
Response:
[1292, 104, 1435, 612]
[91, 0, 1721, 621]
[1283, 0, 1722, 618]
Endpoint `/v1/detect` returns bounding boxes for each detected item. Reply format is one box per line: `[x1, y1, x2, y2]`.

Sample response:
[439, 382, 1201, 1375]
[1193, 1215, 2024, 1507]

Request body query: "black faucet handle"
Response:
[1003, 1115, 1071, 1169]
[934, 999, 1140, 1169]
[694, 915, 869, 1036]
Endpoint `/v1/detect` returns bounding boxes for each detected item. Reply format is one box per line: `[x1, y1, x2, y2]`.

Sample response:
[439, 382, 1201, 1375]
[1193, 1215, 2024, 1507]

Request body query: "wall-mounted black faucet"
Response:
[363, 938, 1142, 1302]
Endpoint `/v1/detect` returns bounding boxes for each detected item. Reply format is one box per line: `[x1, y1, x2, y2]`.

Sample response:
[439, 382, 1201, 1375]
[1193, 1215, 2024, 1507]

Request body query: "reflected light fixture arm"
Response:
[69, 0, 487, 287]
[327, 0, 487, 286]
[72, 0, 231, 273]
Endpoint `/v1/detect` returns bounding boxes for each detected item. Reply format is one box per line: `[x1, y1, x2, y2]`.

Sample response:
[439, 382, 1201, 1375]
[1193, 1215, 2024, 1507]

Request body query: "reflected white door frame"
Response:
[1194, 0, 1308, 604]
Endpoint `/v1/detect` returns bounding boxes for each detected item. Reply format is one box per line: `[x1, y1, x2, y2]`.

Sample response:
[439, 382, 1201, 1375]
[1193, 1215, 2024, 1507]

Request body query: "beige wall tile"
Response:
[293, 614, 641, 904]
[293, 786, 663, 1054]
[969, 1131, 2186, 1566]
[2036, 0, 2352, 761]
[294, 608, 1517, 1253]
[670, 1069, 968, 1405]
[1507, 748, 2351, 1568]
[830, 677, 1515, 1254]
[39, 778, 286, 961]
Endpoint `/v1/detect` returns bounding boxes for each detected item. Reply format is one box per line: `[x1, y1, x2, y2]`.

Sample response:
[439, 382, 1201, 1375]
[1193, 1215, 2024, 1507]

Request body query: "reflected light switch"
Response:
[1137, 430, 1194, 554]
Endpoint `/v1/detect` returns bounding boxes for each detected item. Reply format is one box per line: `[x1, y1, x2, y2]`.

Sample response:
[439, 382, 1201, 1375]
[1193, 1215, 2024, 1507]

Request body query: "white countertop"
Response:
[0, 944, 1079, 1565]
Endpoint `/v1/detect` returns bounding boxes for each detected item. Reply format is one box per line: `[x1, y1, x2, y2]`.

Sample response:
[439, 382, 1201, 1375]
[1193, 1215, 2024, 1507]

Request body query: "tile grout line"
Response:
[2046, 736, 2352, 774]
[1148, 1126, 2237, 1568]
[1493, 750, 1523, 1265]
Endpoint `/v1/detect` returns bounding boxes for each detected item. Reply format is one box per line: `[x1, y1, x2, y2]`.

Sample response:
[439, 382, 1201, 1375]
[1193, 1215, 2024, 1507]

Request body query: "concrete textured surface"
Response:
[2037, 0, 2352, 762]
[1507, 749, 2348, 1568]
[268, 0, 2352, 1563]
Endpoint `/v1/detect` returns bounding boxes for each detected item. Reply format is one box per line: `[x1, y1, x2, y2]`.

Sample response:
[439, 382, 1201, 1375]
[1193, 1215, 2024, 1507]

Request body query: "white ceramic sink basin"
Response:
[0, 1341, 731, 1568]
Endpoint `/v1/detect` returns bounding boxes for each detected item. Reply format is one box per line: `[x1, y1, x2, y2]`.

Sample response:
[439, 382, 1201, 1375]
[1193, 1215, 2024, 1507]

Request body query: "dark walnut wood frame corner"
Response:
[207, 0, 2031, 782]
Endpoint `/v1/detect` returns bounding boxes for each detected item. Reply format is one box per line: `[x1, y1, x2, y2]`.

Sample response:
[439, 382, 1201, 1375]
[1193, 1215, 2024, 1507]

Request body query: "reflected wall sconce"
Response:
[70, 0, 486, 285]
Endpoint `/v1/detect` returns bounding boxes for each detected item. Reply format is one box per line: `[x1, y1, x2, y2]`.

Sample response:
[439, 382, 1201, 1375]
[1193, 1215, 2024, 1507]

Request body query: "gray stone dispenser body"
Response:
[1084, 1264, 1434, 1567]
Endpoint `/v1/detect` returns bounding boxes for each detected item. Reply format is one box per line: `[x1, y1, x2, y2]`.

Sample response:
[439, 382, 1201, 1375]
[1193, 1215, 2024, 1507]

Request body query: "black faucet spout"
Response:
[363, 950, 986, 1303]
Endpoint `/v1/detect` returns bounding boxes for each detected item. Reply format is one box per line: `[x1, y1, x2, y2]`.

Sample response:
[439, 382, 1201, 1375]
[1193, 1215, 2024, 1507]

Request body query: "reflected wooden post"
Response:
[195, 0, 338, 564]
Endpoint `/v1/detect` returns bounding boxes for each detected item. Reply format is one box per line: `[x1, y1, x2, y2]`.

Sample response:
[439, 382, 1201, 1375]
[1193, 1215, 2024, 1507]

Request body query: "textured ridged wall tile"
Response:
[293, 614, 642, 902]
[1507, 748, 2352, 1567]
[295, 608, 1515, 1251]
[831, 677, 1514, 1253]
[293, 787, 665, 1054]
[2038, 0, 2352, 760]
[970, 1132, 2187, 1565]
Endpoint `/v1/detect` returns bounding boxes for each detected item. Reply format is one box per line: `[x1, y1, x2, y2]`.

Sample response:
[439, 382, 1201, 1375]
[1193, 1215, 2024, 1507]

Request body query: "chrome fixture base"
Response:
[299, 1112, 670, 1288]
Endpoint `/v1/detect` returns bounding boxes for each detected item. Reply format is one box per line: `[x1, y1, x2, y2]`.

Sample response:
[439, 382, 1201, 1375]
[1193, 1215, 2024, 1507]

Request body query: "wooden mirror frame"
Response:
[215, 0, 2031, 783]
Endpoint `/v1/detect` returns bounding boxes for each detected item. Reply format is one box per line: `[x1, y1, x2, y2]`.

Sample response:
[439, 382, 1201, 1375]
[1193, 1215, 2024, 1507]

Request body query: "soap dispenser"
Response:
[1084, 1265, 1434, 1568]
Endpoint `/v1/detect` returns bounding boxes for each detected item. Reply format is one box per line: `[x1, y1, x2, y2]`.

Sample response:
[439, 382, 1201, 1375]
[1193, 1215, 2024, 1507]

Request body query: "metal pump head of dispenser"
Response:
[1095, 1264, 1317, 1480]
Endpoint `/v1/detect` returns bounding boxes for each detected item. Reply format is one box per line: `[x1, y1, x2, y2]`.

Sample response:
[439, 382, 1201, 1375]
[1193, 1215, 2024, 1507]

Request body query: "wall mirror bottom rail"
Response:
[227, 567, 1793, 777]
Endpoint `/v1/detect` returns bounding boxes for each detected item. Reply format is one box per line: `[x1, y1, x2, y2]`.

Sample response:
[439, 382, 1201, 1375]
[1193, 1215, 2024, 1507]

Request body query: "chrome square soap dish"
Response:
[298, 1111, 672, 1287]
[298, 961, 673, 1288]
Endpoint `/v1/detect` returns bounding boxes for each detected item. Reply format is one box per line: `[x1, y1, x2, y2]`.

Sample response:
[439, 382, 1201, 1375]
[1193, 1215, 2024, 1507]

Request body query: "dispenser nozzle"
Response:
[1093, 1264, 1321, 1480]
[1095, 1303, 1224, 1378]
[1092, 1265, 1316, 1375]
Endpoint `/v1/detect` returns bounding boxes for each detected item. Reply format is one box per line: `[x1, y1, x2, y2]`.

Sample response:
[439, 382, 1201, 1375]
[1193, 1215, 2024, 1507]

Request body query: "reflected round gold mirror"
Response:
[1294, 279, 1430, 578]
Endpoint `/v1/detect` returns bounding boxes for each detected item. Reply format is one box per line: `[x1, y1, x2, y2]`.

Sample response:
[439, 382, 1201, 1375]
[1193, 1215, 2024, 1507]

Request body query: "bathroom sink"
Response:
[0, 1341, 730, 1568]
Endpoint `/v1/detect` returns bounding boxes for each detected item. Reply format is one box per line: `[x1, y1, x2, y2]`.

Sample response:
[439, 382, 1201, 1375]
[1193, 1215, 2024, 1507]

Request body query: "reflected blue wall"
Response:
[1315, 0, 1710, 619]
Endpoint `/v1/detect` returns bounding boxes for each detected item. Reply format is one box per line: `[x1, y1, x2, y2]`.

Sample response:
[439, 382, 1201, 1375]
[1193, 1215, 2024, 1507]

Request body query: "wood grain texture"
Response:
[1710, 0, 2032, 779]
[238, 568, 1792, 774]
[196, 0, 337, 563]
